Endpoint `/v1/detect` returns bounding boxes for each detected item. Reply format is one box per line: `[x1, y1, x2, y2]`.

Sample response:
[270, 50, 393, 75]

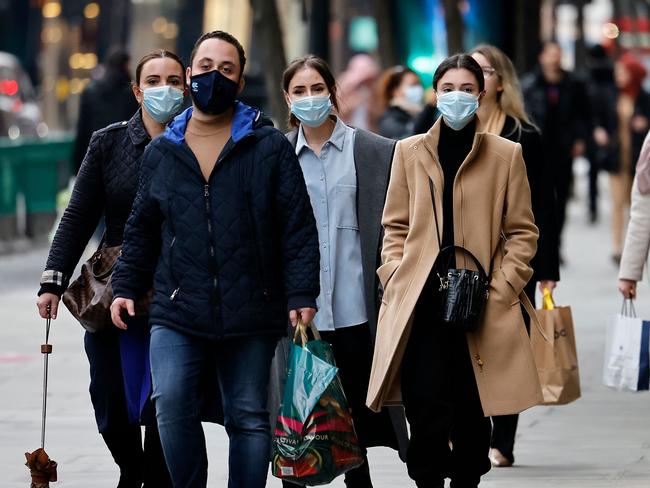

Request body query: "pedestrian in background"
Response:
[281, 54, 408, 487]
[471, 43, 560, 468]
[337, 53, 381, 131]
[72, 47, 139, 174]
[586, 44, 617, 225]
[367, 53, 541, 488]
[522, 41, 590, 259]
[619, 130, 650, 299]
[376, 65, 423, 139]
[110, 31, 319, 488]
[37, 49, 187, 488]
[609, 52, 650, 264]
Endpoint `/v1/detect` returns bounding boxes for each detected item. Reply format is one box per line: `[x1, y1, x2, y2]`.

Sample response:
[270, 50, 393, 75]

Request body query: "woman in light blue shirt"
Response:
[280, 55, 408, 487]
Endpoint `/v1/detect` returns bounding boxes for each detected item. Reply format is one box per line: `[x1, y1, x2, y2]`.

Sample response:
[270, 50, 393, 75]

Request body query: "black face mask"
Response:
[189, 69, 239, 115]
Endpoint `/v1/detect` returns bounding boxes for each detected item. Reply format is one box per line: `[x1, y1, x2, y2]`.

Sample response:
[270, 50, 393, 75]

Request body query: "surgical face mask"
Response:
[435, 91, 479, 130]
[404, 84, 424, 105]
[142, 85, 185, 123]
[290, 95, 333, 128]
[190, 69, 239, 115]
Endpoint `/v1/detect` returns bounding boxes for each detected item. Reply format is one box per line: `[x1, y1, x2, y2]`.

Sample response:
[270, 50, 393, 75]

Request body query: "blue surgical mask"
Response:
[404, 84, 424, 105]
[142, 86, 185, 123]
[290, 95, 333, 128]
[435, 91, 479, 130]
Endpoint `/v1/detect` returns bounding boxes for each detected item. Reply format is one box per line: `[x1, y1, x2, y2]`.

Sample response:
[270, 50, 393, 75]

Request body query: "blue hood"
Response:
[165, 101, 262, 145]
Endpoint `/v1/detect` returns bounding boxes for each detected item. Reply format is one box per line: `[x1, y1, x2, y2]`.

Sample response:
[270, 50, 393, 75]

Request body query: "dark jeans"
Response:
[401, 287, 492, 488]
[149, 325, 278, 488]
[490, 283, 537, 464]
[85, 327, 171, 488]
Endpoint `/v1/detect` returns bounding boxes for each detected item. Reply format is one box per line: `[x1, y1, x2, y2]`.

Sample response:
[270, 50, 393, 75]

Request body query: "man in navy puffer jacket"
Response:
[110, 31, 319, 488]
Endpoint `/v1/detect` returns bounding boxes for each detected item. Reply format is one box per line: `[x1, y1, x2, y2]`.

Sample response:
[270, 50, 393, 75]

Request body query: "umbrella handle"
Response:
[41, 307, 53, 449]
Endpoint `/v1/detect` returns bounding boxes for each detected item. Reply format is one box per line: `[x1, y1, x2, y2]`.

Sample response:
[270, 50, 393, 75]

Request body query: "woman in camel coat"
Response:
[366, 54, 543, 488]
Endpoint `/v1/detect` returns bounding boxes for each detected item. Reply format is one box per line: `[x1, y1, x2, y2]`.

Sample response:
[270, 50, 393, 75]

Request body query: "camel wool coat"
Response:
[366, 117, 544, 417]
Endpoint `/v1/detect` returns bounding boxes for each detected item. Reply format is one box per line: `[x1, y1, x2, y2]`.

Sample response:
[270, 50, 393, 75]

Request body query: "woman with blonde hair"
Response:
[470, 44, 560, 467]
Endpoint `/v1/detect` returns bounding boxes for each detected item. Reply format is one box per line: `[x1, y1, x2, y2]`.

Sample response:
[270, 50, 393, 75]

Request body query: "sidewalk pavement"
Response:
[1, 174, 649, 487]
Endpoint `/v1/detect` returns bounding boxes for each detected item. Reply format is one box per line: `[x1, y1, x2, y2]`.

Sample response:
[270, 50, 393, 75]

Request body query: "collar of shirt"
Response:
[295, 116, 348, 156]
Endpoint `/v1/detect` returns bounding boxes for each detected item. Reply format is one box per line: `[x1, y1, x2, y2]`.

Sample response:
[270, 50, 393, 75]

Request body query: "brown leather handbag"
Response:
[62, 245, 151, 333]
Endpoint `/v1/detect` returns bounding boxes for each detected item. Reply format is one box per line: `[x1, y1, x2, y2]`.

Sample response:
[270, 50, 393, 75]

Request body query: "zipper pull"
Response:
[170, 287, 180, 300]
[204, 184, 209, 197]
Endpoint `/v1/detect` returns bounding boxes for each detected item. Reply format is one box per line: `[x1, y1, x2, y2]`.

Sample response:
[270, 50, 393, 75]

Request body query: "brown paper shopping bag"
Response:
[531, 289, 581, 405]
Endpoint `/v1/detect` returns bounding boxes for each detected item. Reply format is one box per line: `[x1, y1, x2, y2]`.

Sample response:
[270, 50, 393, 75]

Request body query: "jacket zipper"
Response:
[205, 184, 218, 293]
[169, 236, 180, 300]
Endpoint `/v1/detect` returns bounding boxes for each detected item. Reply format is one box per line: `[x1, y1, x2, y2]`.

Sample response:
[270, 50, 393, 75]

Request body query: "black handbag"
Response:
[429, 179, 490, 332]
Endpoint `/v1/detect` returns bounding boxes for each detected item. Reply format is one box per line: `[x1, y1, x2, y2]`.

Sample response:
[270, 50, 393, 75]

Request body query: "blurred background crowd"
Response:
[1, 0, 650, 265]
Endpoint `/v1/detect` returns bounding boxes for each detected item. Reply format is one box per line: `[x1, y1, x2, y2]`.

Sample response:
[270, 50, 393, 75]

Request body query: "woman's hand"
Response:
[289, 308, 317, 327]
[37, 293, 60, 319]
[538, 280, 557, 294]
[618, 279, 637, 299]
[110, 297, 135, 330]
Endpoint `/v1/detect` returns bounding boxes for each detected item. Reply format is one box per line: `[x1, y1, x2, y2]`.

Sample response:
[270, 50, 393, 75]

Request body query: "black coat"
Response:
[40, 110, 149, 296]
[501, 117, 560, 283]
[521, 68, 590, 163]
[590, 85, 650, 174]
[377, 106, 415, 140]
[111, 103, 320, 340]
[73, 73, 140, 173]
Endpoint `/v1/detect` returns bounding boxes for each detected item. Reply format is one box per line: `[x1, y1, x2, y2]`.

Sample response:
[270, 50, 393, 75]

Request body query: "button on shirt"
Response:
[295, 117, 368, 331]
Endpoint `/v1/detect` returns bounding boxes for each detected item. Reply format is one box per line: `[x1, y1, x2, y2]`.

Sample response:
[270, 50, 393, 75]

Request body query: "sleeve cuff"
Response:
[37, 283, 66, 297]
[287, 294, 317, 312]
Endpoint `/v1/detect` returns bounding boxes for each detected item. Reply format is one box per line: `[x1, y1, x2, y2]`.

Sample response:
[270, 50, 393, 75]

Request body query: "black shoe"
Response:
[415, 481, 444, 488]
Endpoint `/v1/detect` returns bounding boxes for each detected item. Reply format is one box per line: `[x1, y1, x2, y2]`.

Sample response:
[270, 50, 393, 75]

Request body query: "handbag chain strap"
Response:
[428, 178, 489, 291]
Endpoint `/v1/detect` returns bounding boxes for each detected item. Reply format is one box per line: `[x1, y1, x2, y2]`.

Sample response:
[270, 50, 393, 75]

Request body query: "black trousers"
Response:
[553, 159, 574, 249]
[401, 285, 491, 488]
[85, 327, 171, 488]
[284, 323, 397, 488]
[490, 282, 537, 463]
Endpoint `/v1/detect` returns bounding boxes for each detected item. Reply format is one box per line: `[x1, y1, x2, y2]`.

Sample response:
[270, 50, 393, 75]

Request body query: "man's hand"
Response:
[539, 280, 558, 294]
[37, 293, 60, 319]
[618, 279, 637, 299]
[289, 308, 317, 327]
[111, 297, 135, 330]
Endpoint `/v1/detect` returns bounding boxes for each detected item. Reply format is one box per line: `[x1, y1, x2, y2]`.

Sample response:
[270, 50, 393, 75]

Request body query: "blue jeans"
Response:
[150, 325, 278, 488]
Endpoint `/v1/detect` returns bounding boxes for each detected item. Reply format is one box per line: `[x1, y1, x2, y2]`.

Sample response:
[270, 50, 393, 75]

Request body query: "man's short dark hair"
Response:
[190, 31, 247, 75]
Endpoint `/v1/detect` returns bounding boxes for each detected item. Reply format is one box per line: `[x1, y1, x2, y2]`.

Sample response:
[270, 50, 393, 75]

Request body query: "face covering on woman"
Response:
[436, 91, 479, 130]
[190, 69, 239, 115]
[290, 95, 333, 128]
[142, 86, 185, 123]
[404, 84, 424, 105]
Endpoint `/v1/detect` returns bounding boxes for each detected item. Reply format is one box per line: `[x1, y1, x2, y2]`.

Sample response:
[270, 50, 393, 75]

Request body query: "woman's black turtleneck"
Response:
[437, 118, 476, 249]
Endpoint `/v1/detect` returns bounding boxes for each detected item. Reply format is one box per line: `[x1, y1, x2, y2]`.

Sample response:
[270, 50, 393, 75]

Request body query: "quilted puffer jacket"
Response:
[39, 110, 149, 296]
[111, 102, 320, 339]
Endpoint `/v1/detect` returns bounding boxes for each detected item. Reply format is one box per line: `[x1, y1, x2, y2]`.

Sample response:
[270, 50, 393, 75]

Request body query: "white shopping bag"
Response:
[603, 300, 650, 391]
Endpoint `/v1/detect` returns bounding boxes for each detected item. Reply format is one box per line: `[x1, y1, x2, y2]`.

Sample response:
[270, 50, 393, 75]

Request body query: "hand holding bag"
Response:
[429, 179, 490, 332]
[62, 244, 151, 333]
[603, 299, 650, 391]
[532, 288, 581, 405]
[272, 320, 363, 485]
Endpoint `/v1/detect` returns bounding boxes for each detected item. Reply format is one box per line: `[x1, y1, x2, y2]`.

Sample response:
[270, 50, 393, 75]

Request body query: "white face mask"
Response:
[435, 91, 479, 130]
[404, 84, 424, 105]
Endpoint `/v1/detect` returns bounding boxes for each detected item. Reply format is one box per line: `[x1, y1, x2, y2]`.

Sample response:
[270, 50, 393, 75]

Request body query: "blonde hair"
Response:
[471, 44, 532, 133]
